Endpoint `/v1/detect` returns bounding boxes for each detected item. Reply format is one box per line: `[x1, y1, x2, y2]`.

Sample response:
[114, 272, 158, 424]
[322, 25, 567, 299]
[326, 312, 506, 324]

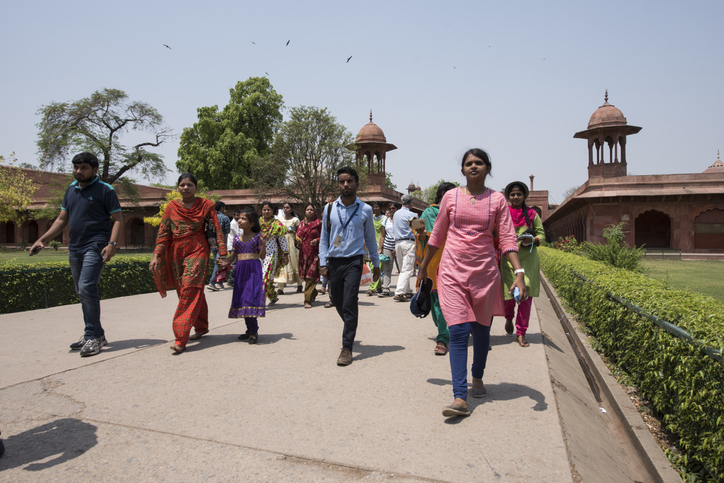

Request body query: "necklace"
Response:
[463, 186, 486, 204]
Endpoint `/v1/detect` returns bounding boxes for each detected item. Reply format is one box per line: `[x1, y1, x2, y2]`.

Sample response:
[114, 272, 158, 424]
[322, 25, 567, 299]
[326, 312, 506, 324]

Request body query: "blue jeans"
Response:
[448, 322, 491, 400]
[210, 247, 220, 283]
[68, 243, 105, 339]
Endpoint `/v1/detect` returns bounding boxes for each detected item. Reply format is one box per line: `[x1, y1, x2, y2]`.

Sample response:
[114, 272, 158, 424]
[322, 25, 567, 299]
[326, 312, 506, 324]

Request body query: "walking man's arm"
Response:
[100, 211, 124, 263]
[29, 210, 70, 253]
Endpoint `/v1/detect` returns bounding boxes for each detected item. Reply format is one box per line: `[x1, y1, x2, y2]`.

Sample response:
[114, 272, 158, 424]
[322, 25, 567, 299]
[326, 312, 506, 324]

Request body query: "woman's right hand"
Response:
[418, 264, 428, 282]
[149, 255, 158, 273]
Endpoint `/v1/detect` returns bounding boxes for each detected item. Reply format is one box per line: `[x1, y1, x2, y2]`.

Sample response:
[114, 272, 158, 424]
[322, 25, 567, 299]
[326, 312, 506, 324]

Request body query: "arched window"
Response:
[694, 209, 724, 249]
[28, 220, 39, 244]
[130, 218, 145, 248]
[635, 210, 671, 248]
[5, 222, 15, 244]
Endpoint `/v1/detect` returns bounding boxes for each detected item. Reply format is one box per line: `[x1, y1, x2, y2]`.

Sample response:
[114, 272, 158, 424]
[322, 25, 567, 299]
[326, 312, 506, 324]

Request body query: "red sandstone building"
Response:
[1, 113, 425, 248]
[544, 93, 724, 251]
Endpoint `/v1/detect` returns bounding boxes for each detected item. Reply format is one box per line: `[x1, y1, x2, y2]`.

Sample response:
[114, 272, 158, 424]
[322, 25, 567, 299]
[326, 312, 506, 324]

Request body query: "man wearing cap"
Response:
[392, 194, 418, 302]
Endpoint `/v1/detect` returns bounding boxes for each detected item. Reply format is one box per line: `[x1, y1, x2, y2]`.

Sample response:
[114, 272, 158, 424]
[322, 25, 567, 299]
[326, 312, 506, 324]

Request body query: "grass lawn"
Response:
[642, 259, 724, 303]
[0, 249, 154, 264]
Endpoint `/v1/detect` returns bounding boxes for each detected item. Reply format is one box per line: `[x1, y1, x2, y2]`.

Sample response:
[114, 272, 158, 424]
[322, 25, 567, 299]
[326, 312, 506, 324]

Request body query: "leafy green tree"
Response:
[417, 179, 460, 204]
[384, 172, 397, 190]
[0, 153, 38, 223]
[256, 106, 356, 212]
[36, 88, 171, 184]
[177, 77, 284, 190]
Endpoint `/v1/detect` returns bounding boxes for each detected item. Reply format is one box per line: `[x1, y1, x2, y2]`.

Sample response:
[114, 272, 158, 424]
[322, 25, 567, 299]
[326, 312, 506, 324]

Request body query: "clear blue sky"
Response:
[2, 0, 723, 203]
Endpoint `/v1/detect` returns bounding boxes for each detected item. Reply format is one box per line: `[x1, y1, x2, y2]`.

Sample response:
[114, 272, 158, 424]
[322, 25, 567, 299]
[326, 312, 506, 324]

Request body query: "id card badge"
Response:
[333, 235, 343, 247]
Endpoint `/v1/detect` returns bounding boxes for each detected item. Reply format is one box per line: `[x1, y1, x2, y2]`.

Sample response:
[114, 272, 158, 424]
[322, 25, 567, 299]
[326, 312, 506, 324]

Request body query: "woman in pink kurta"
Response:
[419, 148, 527, 418]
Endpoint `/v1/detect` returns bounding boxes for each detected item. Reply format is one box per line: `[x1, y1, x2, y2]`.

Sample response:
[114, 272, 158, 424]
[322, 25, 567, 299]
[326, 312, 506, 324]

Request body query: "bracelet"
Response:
[514, 269, 525, 275]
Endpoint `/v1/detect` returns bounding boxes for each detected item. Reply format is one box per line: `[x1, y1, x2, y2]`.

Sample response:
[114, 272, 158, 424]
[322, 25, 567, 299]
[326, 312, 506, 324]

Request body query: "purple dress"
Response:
[229, 234, 266, 318]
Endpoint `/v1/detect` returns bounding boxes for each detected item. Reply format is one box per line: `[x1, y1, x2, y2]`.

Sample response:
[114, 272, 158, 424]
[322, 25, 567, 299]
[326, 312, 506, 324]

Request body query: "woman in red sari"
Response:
[296, 203, 322, 308]
[149, 173, 228, 353]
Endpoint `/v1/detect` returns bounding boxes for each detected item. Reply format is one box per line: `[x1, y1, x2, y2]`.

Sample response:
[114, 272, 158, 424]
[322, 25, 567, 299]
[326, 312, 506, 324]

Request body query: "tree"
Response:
[36, 88, 171, 184]
[384, 172, 397, 190]
[0, 153, 38, 223]
[143, 189, 219, 227]
[562, 185, 581, 200]
[177, 77, 284, 190]
[418, 179, 460, 204]
[255, 106, 356, 212]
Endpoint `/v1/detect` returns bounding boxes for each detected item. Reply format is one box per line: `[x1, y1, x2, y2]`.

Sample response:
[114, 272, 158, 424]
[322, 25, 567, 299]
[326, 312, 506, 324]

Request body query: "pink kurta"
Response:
[428, 187, 518, 326]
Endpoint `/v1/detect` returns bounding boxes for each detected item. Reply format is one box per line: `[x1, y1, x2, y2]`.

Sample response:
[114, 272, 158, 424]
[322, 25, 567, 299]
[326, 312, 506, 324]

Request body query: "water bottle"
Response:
[513, 286, 520, 304]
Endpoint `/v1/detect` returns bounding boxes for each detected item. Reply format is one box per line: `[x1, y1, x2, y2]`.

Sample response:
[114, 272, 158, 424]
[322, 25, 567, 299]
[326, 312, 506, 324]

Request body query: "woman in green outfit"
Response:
[501, 181, 546, 347]
[414, 182, 457, 355]
[366, 202, 386, 296]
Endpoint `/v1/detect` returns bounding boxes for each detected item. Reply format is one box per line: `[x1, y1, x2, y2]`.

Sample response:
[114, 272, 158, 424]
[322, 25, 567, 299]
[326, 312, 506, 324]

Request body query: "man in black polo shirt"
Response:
[30, 153, 124, 357]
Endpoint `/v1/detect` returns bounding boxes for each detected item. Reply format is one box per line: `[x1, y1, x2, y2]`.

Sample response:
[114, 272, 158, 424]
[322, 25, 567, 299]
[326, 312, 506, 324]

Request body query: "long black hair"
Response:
[435, 182, 457, 204]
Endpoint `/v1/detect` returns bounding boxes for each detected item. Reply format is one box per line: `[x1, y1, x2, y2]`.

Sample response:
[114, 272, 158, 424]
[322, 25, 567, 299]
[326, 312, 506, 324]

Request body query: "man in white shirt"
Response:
[227, 210, 241, 248]
[392, 194, 418, 301]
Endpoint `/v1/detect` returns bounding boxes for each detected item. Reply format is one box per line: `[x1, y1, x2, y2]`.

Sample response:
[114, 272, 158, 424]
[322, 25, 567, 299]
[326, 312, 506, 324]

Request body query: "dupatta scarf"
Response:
[153, 198, 227, 297]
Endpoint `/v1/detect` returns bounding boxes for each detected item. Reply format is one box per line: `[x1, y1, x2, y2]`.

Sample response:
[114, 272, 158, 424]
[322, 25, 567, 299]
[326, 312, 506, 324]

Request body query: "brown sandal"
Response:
[517, 335, 530, 347]
[434, 341, 448, 356]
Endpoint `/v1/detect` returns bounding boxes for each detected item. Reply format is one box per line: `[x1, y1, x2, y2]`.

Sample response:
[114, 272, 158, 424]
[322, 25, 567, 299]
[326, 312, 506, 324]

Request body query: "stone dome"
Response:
[587, 91, 627, 129]
[356, 111, 387, 144]
[703, 151, 724, 174]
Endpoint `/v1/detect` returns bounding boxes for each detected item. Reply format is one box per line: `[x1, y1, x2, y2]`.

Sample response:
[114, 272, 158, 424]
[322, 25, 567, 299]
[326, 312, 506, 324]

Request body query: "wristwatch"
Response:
[514, 268, 525, 275]
[108, 241, 117, 246]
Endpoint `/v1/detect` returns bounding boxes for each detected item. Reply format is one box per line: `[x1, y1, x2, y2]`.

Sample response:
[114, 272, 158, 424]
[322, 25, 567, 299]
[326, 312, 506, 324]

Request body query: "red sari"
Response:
[297, 217, 322, 282]
[153, 198, 227, 347]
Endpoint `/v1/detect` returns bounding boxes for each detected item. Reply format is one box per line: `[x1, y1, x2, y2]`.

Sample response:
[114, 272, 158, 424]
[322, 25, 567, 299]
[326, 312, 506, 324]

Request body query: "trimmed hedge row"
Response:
[539, 247, 724, 480]
[0, 256, 157, 315]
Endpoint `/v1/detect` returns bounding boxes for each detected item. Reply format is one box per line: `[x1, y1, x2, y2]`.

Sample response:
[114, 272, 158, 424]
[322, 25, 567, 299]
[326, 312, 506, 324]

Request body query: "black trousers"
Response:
[328, 256, 363, 350]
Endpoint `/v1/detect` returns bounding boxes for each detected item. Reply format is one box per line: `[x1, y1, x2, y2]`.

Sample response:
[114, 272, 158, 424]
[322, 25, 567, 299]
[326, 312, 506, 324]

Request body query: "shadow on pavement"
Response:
[427, 379, 548, 412]
[102, 338, 168, 352]
[185, 332, 296, 351]
[0, 418, 97, 472]
[353, 341, 405, 361]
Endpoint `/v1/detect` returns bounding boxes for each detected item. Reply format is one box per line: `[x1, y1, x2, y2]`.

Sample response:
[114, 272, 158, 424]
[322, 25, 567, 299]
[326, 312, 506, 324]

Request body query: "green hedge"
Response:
[539, 247, 724, 480]
[0, 255, 158, 314]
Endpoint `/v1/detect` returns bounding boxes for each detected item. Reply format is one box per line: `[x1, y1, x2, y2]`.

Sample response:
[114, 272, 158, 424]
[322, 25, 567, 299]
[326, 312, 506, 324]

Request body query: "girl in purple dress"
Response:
[228, 209, 267, 344]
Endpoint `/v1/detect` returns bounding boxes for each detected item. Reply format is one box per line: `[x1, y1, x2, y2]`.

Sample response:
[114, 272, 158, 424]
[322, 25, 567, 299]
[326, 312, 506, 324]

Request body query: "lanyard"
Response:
[337, 202, 360, 232]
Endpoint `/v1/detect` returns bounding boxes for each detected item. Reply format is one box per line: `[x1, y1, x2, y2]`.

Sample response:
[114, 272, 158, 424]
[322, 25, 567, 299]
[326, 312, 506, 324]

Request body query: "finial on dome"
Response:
[369, 110, 373, 123]
[718, 149, 720, 161]
[604, 90, 608, 103]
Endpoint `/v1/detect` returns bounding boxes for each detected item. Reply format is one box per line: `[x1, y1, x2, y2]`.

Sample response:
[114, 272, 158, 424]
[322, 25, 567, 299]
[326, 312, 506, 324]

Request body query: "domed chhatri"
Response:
[356, 112, 388, 144]
[574, 91, 642, 179]
[587, 90, 628, 129]
[349, 110, 397, 186]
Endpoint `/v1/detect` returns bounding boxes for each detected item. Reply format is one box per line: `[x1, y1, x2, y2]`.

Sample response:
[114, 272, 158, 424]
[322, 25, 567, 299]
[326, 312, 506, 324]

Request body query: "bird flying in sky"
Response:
[346, 55, 352, 63]
[286, 40, 290, 46]
[163, 44, 171, 49]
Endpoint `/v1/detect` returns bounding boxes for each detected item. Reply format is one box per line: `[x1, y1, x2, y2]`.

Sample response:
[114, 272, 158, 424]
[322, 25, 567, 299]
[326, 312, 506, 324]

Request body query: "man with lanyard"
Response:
[29, 152, 123, 357]
[319, 167, 380, 366]
[392, 194, 419, 302]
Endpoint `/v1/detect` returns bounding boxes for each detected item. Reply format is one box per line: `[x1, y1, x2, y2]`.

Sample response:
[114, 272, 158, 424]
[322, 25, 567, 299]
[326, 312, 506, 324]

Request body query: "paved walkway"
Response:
[1, 276, 572, 482]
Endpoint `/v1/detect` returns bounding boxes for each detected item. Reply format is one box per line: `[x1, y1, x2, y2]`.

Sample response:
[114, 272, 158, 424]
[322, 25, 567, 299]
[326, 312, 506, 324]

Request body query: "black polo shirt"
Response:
[61, 176, 122, 249]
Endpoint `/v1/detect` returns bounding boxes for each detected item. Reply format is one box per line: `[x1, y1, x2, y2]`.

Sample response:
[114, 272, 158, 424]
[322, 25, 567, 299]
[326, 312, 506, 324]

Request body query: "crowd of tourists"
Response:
[28, 149, 545, 419]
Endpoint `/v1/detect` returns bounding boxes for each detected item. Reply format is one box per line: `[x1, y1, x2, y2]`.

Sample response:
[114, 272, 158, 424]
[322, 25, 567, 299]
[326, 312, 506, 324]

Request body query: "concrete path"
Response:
[1, 276, 572, 482]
